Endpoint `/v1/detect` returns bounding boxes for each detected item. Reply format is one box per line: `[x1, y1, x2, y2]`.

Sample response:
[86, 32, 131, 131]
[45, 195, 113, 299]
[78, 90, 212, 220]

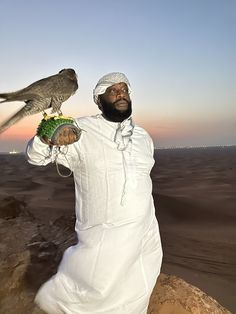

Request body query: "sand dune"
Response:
[151, 147, 236, 311]
[0, 146, 235, 312]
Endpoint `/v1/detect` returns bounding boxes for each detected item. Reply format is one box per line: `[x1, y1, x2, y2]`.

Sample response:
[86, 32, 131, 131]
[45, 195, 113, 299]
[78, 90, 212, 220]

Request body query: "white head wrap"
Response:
[93, 72, 131, 104]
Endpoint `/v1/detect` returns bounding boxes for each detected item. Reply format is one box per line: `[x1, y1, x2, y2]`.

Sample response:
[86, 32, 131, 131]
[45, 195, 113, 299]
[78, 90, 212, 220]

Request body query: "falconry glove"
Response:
[37, 115, 82, 146]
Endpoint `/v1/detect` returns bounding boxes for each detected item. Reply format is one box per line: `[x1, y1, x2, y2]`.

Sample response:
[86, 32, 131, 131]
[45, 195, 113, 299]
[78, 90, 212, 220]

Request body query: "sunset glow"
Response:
[0, 0, 235, 151]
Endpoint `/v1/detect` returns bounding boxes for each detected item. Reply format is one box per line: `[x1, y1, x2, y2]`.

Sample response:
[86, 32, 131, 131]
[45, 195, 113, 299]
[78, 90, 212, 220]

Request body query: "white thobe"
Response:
[26, 114, 162, 314]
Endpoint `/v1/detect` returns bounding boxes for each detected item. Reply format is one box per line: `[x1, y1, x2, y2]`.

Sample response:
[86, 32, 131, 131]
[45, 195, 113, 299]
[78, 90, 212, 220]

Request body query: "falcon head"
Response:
[59, 68, 77, 81]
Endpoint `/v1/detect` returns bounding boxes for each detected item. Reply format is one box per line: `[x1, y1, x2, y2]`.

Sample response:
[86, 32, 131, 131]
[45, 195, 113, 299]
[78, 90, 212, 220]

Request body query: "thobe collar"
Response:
[96, 114, 135, 151]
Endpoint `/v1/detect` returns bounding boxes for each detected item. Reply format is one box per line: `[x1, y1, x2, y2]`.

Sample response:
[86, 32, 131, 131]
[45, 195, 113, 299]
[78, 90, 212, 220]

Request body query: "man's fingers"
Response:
[46, 125, 81, 146]
[56, 127, 76, 145]
[63, 127, 71, 137]
[68, 132, 76, 143]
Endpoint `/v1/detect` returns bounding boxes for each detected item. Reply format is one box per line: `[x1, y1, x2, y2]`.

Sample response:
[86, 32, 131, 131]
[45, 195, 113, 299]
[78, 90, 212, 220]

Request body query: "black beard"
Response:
[99, 97, 132, 122]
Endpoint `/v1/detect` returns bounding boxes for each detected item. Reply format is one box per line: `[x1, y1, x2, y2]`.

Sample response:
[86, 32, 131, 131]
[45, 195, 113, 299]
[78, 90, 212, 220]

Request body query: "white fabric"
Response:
[114, 117, 134, 151]
[26, 114, 163, 314]
[93, 72, 131, 104]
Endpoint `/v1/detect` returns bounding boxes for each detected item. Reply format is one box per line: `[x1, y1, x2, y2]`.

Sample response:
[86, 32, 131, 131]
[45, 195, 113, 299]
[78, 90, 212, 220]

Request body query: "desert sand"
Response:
[152, 147, 236, 312]
[0, 146, 235, 313]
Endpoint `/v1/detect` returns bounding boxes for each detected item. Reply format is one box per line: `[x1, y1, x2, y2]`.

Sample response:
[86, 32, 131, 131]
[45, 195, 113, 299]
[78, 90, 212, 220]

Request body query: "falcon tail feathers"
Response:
[0, 93, 16, 102]
[0, 105, 35, 134]
[0, 93, 8, 99]
[0, 112, 23, 134]
[0, 94, 8, 103]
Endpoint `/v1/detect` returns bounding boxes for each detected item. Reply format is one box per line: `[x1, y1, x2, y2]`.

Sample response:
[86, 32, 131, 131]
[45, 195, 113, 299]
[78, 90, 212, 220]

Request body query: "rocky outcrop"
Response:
[148, 274, 231, 314]
[0, 196, 232, 314]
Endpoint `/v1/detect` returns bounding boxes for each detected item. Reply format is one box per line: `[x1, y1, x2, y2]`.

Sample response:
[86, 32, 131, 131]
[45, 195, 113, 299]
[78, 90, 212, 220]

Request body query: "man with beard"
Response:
[26, 72, 163, 314]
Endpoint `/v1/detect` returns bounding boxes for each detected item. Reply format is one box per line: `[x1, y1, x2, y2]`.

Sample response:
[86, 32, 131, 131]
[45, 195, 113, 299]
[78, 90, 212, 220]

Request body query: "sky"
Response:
[0, 0, 235, 151]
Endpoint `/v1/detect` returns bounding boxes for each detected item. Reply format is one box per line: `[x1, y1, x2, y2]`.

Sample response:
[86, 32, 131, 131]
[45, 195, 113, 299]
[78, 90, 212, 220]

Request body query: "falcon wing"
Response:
[19, 74, 78, 98]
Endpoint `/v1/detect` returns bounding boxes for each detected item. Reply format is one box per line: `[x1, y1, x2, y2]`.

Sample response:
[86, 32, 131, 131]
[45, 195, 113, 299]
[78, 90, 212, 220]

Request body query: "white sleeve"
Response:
[144, 132, 154, 156]
[26, 136, 78, 171]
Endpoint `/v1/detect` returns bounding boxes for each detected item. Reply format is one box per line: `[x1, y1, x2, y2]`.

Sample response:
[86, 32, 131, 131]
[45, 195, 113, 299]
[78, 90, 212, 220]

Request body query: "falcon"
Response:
[0, 68, 78, 133]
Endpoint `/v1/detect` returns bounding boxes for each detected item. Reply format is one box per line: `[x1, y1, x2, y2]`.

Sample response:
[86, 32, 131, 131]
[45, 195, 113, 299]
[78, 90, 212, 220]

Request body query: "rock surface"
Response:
[0, 196, 232, 314]
[148, 274, 231, 314]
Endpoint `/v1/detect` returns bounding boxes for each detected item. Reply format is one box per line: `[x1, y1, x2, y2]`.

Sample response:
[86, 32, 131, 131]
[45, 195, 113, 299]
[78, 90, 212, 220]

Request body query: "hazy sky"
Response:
[0, 0, 235, 151]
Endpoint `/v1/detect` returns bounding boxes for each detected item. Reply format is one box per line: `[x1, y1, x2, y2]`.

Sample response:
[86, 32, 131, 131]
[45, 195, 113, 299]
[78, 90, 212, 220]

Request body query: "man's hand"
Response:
[40, 125, 81, 146]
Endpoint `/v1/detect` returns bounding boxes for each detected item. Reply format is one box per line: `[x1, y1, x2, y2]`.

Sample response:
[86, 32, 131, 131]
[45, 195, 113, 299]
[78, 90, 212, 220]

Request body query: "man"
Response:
[26, 72, 163, 314]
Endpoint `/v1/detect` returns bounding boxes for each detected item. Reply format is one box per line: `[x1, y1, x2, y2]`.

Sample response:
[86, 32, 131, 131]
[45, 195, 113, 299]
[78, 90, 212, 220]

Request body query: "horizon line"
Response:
[1, 144, 236, 154]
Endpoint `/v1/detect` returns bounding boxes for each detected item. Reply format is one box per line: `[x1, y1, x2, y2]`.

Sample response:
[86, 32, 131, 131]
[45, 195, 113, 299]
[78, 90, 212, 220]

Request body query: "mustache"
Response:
[113, 98, 129, 105]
